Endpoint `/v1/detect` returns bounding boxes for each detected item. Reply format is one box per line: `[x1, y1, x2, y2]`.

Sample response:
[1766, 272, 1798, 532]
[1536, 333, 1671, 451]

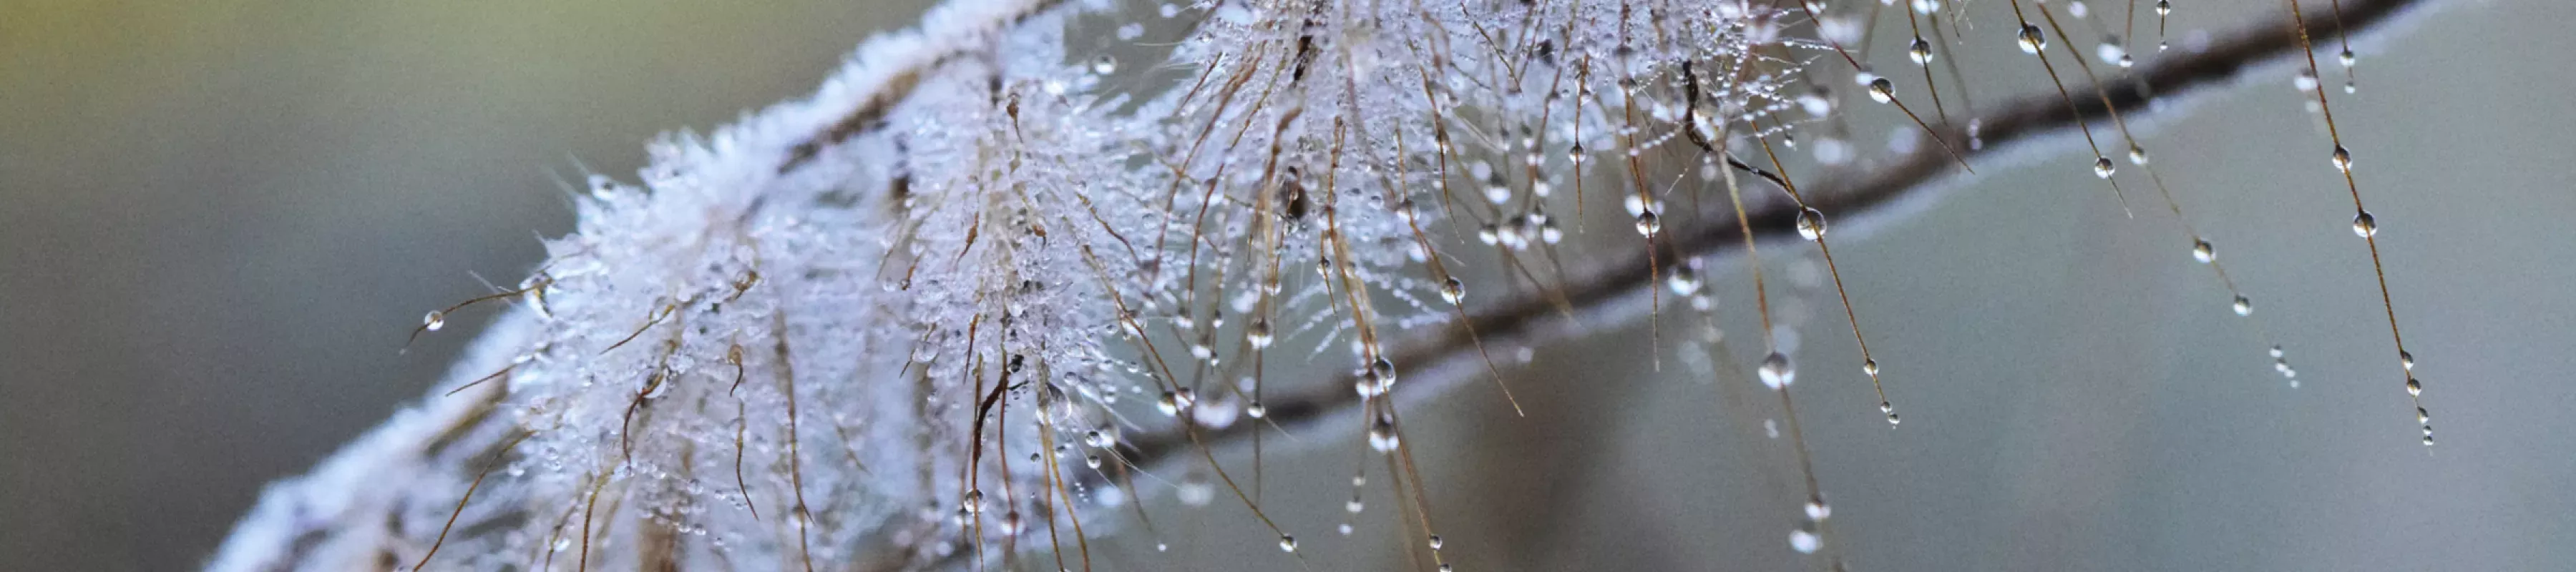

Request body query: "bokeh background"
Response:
[4, 1, 2573, 571]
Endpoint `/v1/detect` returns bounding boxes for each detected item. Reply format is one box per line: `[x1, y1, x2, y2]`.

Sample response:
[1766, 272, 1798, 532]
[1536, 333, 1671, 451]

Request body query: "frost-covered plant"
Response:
[211, 0, 2440, 570]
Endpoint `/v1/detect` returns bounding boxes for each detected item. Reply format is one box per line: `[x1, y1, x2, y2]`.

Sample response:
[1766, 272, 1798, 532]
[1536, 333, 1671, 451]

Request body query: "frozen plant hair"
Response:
[210, 0, 2446, 570]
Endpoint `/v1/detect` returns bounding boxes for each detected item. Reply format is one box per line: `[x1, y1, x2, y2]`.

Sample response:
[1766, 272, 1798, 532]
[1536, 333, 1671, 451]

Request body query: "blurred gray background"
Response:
[4, 1, 2572, 571]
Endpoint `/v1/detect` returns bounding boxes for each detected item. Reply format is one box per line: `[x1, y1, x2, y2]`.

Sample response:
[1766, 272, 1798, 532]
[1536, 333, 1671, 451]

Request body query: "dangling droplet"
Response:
[2352, 211, 2379, 237]
[1867, 78, 1895, 104]
[1428, 535, 1445, 550]
[1440, 277, 1465, 305]
[1908, 37, 1935, 64]
[2338, 49, 2357, 68]
[2331, 146, 2353, 172]
[2270, 345, 2287, 358]
[1758, 352, 1797, 389]
[1790, 523, 1823, 554]
[2155, 0, 2172, 16]
[2098, 40, 2129, 66]
[1796, 208, 1829, 241]
[1635, 211, 1662, 236]
[2093, 156, 2116, 179]
[422, 311, 446, 331]
[1367, 417, 1402, 452]
[2017, 24, 2047, 54]
[2232, 296, 2253, 317]
[2128, 146, 2150, 166]
[1805, 494, 1833, 521]
[1092, 55, 1118, 74]
[2406, 378, 2422, 396]
[1279, 535, 1299, 553]
[2192, 240, 2215, 263]
[1248, 320, 1274, 349]
[2400, 350, 2415, 371]
[1861, 359, 1880, 376]
[2416, 407, 2430, 424]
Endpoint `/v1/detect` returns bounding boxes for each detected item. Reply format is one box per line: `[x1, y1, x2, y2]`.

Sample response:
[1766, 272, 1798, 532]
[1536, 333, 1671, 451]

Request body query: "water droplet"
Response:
[2155, 0, 2172, 16]
[2351, 211, 2379, 237]
[2270, 345, 2287, 358]
[1861, 359, 1880, 376]
[1368, 417, 1402, 452]
[2231, 296, 2253, 316]
[1797, 208, 1829, 241]
[1428, 535, 1445, 550]
[1867, 78, 1895, 104]
[1908, 37, 1935, 64]
[1805, 495, 1833, 521]
[2417, 407, 2430, 424]
[2017, 24, 2047, 54]
[1246, 402, 1267, 418]
[962, 490, 985, 514]
[2093, 156, 2117, 179]
[1279, 535, 1299, 552]
[2192, 240, 2215, 263]
[1440, 278, 1465, 305]
[422, 311, 446, 331]
[2400, 350, 2415, 370]
[1669, 265, 1704, 295]
[1790, 523, 1823, 553]
[2097, 41, 2128, 66]
[2406, 378, 2422, 396]
[1634, 211, 1662, 236]
[1248, 320, 1274, 349]
[2331, 146, 2353, 172]
[1759, 352, 1797, 389]
[2338, 49, 2357, 68]
[1092, 55, 1118, 75]
[2128, 146, 2150, 166]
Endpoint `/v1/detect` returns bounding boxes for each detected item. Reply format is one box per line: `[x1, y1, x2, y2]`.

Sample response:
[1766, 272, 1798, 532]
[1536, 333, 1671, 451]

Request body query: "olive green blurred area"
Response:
[0, 1, 928, 569]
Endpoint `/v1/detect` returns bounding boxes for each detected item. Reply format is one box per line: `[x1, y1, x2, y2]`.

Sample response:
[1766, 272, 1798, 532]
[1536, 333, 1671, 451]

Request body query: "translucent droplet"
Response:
[2231, 296, 2253, 317]
[1867, 78, 1895, 104]
[422, 311, 446, 331]
[2331, 146, 2353, 172]
[1796, 208, 1829, 241]
[1246, 402, 1267, 418]
[1428, 535, 1445, 550]
[2097, 41, 2128, 66]
[1440, 277, 1465, 305]
[2351, 211, 2379, 237]
[1634, 211, 1661, 236]
[2271, 345, 2287, 358]
[2155, 0, 2172, 16]
[1861, 359, 1880, 376]
[2338, 49, 2357, 68]
[1371, 358, 1398, 385]
[1368, 418, 1402, 452]
[2406, 378, 2422, 396]
[1758, 352, 1797, 389]
[2017, 24, 2047, 54]
[1804, 495, 1832, 521]
[2400, 350, 2415, 370]
[962, 489, 985, 515]
[1092, 55, 1118, 75]
[2128, 146, 2150, 166]
[2192, 240, 2215, 263]
[1908, 37, 1935, 64]
[2416, 407, 2430, 424]
[1279, 535, 1299, 553]
[1248, 320, 1274, 349]
[2093, 156, 2116, 179]
[1790, 523, 1823, 554]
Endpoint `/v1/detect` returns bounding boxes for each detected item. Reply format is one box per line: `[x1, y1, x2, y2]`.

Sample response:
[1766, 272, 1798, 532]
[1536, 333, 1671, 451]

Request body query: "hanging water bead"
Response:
[2093, 156, 2117, 179]
[1368, 417, 1401, 452]
[1440, 277, 1465, 305]
[2401, 350, 2416, 370]
[2156, 0, 2172, 16]
[2128, 145, 2150, 165]
[2097, 39, 2129, 67]
[1790, 523, 1823, 554]
[1867, 78, 1896, 104]
[2018, 24, 2047, 54]
[2232, 295, 2253, 316]
[1248, 319, 1274, 349]
[1091, 55, 1118, 75]
[2339, 49, 2358, 68]
[2192, 240, 2215, 263]
[2352, 211, 2379, 237]
[2331, 146, 2353, 172]
[1758, 352, 1797, 389]
[2406, 378, 2422, 396]
[1279, 535, 1299, 553]
[1796, 208, 1829, 241]
[1635, 211, 1662, 236]
[1805, 495, 1832, 521]
[1908, 37, 1935, 64]
[1429, 535, 1445, 550]
[422, 310, 446, 331]
[1862, 359, 1880, 376]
